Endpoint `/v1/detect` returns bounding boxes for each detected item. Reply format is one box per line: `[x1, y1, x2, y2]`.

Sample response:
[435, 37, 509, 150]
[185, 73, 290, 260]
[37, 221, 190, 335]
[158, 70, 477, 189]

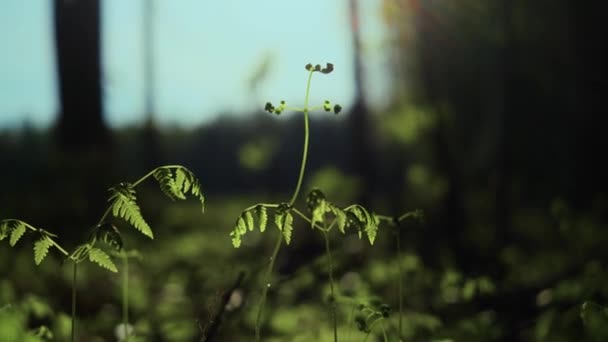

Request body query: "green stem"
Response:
[397, 223, 403, 340]
[243, 203, 279, 212]
[323, 230, 338, 342]
[288, 70, 314, 207]
[381, 321, 388, 342]
[254, 71, 314, 341]
[71, 262, 77, 342]
[347, 304, 356, 341]
[363, 318, 384, 342]
[255, 232, 283, 342]
[123, 253, 130, 341]
[131, 164, 184, 187]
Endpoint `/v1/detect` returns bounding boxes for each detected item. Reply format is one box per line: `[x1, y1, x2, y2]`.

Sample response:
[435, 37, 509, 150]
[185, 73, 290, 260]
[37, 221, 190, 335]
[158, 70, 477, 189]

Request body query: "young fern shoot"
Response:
[1, 164, 206, 342]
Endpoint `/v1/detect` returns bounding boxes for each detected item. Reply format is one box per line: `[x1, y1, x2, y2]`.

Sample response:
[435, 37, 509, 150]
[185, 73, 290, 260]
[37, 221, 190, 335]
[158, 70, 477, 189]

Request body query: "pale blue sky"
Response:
[0, 0, 391, 129]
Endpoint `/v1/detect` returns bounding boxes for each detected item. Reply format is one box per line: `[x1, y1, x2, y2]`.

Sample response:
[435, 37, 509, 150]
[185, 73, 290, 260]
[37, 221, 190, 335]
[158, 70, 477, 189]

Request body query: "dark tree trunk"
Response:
[54, 0, 108, 151]
[51, 0, 113, 243]
[348, 0, 375, 206]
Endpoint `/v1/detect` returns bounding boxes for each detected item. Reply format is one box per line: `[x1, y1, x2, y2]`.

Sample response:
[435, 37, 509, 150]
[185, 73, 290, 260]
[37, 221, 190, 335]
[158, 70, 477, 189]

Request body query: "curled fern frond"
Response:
[108, 183, 153, 239]
[306, 189, 330, 229]
[345, 205, 380, 245]
[88, 247, 118, 272]
[71, 244, 91, 263]
[153, 166, 206, 212]
[93, 223, 122, 251]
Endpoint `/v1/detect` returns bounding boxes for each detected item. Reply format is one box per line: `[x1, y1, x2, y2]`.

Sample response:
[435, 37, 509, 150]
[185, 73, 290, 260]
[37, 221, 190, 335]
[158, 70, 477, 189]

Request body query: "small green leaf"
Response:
[88, 248, 118, 272]
[108, 183, 154, 239]
[9, 222, 26, 246]
[274, 210, 285, 231]
[256, 205, 268, 233]
[244, 211, 254, 231]
[282, 212, 294, 245]
[332, 206, 347, 234]
[307, 189, 329, 229]
[0, 220, 10, 241]
[33, 237, 52, 265]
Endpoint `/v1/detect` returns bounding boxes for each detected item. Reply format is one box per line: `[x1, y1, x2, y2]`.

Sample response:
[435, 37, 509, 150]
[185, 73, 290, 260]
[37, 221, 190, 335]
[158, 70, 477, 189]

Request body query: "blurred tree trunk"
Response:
[348, 0, 375, 206]
[52, 0, 113, 242]
[54, 0, 108, 151]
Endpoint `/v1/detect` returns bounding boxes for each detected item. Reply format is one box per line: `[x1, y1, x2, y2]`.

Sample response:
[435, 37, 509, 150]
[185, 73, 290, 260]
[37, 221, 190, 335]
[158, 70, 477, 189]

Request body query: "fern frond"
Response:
[33, 236, 52, 265]
[108, 183, 153, 239]
[9, 223, 26, 246]
[94, 223, 122, 250]
[244, 211, 254, 231]
[345, 205, 379, 245]
[152, 166, 206, 212]
[153, 168, 186, 201]
[282, 212, 294, 245]
[88, 247, 118, 272]
[0, 221, 8, 241]
[331, 206, 347, 234]
[256, 205, 268, 233]
[307, 189, 331, 229]
[274, 205, 294, 245]
[230, 215, 248, 248]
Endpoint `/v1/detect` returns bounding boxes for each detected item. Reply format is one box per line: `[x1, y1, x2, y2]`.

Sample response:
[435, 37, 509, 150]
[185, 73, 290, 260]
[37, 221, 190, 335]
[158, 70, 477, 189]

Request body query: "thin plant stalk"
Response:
[363, 318, 387, 342]
[254, 233, 283, 342]
[71, 262, 77, 342]
[123, 253, 129, 341]
[254, 69, 314, 342]
[323, 230, 338, 342]
[397, 223, 403, 340]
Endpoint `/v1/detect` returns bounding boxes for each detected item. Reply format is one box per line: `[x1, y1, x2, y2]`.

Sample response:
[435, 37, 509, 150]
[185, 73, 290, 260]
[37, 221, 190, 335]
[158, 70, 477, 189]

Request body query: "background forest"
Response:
[1, 0, 607, 341]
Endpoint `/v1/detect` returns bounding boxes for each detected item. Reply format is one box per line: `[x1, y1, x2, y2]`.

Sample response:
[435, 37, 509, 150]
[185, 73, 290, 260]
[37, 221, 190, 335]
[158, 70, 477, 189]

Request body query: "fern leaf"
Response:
[154, 168, 186, 201]
[307, 189, 329, 229]
[274, 205, 293, 245]
[274, 210, 285, 231]
[331, 206, 347, 234]
[256, 205, 268, 233]
[282, 212, 294, 245]
[88, 247, 118, 272]
[229, 231, 241, 248]
[175, 167, 190, 193]
[0, 220, 10, 241]
[95, 223, 122, 250]
[345, 206, 379, 245]
[244, 211, 255, 231]
[108, 183, 153, 239]
[9, 221, 26, 246]
[177, 167, 206, 212]
[230, 215, 248, 248]
[33, 236, 52, 265]
[366, 213, 380, 245]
